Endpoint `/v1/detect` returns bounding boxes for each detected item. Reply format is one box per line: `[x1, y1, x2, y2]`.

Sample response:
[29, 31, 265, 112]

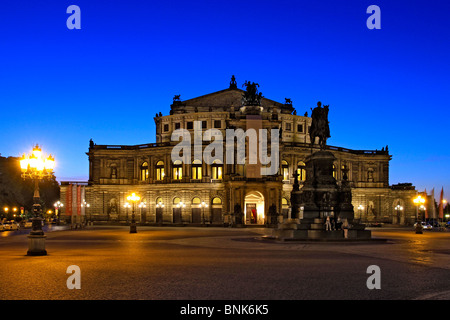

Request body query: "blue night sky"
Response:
[0, 0, 449, 198]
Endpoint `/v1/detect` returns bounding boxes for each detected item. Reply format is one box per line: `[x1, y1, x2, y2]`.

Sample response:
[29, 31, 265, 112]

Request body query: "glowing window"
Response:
[140, 162, 149, 181]
[297, 161, 306, 181]
[282, 160, 289, 181]
[156, 161, 165, 180]
[173, 160, 182, 180]
[212, 159, 223, 180]
[192, 160, 202, 180]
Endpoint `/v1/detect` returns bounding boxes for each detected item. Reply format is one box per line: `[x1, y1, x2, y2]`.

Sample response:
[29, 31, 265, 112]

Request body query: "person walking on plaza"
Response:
[325, 216, 332, 231]
[342, 218, 349, 238]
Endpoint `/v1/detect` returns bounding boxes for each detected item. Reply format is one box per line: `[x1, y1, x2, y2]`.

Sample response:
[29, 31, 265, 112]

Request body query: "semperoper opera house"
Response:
[60, 76, 418, 226]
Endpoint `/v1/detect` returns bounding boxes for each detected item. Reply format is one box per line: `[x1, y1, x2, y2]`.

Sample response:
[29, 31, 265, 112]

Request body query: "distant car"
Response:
[0, 224, 5, 231]
[2, 222, 12, 231]
[8, 221, 20, 231]
[446, 221, 450, 228]
[414, 222, 432, 230]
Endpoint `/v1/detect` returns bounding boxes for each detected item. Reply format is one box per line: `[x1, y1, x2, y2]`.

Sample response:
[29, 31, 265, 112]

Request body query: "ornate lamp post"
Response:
[138, 202, 146, 223]
[82, 200, 90, 226]
[19, 145, 55, 256]
[156, 201, 164, 224]
[357, 205, 364, 221]
[54, 201, 63, 225]
[394, 204, 403, 224]
[200, 201, 208, 224]
[127, 193, 140, 233]
[413, 195, 425, 222]
[413, 195, 425, 234]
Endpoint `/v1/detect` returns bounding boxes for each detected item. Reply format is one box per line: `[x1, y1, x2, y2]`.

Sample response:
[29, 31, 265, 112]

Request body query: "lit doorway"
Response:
[244, 191, 265, 224]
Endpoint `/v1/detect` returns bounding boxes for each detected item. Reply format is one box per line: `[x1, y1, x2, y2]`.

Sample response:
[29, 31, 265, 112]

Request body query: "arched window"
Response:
[282, 160, 289, 181]
[173, 197, 181, 205]
[140, 162, 149, 181]
[192, 197, 201, 205]
[173, 160, 182, 180]
[297, 161, 306, 181]
[212, 159, 223, 180]
[211, 197, 222, 224]
[156, 161, 165, 181]
[192, 159, 202, 180]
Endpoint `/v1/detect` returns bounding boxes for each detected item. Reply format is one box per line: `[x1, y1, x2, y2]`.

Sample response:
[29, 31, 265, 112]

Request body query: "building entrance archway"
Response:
[244, 191, 265, 224]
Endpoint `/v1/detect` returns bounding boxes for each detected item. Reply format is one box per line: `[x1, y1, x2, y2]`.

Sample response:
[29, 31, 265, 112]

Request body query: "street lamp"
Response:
[413, 195, 426, 222]
[19, 144, 55, 256]
[138, 202, 146, 223]
[156, 202, 164, 208]
[200, 201, 208, 224]
[177, 201, 186, 208]
[54, 201, 63, 225]
[126, 193, 140, 233]
[357, 205, 364, 221]
[81, 200, 90, 226]
[395, 204, 403, 224]
[413, 195, 426, 234]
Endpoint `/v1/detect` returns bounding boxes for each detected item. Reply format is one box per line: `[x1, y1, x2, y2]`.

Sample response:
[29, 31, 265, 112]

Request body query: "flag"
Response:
[439, 187, 444, 219]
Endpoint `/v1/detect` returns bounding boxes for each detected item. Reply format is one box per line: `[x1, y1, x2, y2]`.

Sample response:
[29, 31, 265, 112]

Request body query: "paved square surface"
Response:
[1, 226, 449, 300]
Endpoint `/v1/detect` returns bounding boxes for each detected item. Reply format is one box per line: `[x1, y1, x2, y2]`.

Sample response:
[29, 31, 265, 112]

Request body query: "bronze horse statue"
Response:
[309, 101, 330, 150]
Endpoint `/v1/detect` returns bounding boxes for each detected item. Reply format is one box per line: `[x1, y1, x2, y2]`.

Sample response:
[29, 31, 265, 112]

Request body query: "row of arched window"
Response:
[281, 160, 306, 182]
[138, 160, 224, 181]
[155, 196, 222, 207]
[138, 160, 373, 183]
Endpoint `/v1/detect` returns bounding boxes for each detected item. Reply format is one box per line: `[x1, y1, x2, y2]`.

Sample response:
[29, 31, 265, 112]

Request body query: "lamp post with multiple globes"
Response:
[138, 202, 146, 224]
[127, 193, 140, 233]
[413, 195, 425, 222]
[19, 145, 55, 256]
[413, 195, 426, 234]
[82, 200, 90, 226]
[357, 205, 364, 221]
[394, 204, 403, 225]
[54, 201, 63, 225]
[200, 201, 208, 224]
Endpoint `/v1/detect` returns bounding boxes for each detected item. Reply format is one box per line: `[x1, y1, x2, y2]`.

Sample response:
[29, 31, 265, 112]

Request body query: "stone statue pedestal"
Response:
[272, 150, 371, 241]
[27, 234, 47, 256]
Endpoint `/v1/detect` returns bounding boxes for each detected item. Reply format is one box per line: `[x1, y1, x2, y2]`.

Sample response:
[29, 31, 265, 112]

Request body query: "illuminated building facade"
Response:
[60, 77, 418, 225]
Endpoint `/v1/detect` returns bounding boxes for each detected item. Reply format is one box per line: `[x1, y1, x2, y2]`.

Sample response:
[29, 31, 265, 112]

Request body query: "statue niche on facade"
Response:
[309, 101, 331, 150]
